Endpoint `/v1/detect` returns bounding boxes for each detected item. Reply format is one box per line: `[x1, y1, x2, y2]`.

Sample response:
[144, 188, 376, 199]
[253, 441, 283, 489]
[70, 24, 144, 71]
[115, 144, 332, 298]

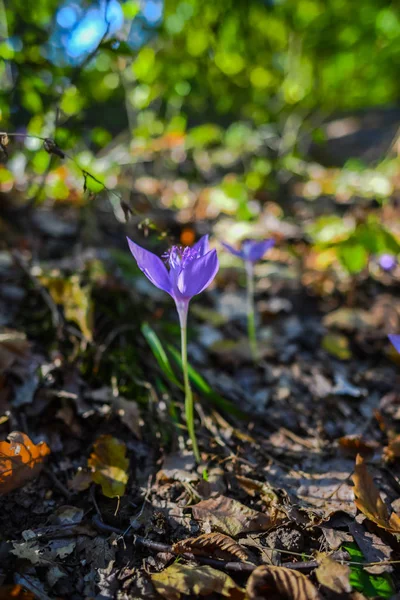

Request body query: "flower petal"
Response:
[177, 249, 219, 298]
[246, 239, 275, 262]
[126, 237, 171, 294]
[192, 234, 210, 257]
[221, 242, 245, 260]
[389, 334, 400, 354]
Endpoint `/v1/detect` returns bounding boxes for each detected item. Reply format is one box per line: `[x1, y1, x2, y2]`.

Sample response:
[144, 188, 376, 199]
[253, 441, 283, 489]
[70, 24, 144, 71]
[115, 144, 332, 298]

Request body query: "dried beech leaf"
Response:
[151, 563, 246, 600]
[0, 431, 50, 495]
[191, 495, 280, 537]
[246, 564, 322, 600]
[352, 454, 400, 533]
[315, 555, 351, 594]
[88, 435, 129, 498]
[172, 532, 249, 561]
[383, 434, 400, 463]
[338, 436, 377, 458]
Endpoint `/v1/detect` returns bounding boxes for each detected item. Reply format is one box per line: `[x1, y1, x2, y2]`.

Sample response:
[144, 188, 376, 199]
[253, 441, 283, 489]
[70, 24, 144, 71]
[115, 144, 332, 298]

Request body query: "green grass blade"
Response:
[141, 323, 183, 390]
[167, 344, 245, 418]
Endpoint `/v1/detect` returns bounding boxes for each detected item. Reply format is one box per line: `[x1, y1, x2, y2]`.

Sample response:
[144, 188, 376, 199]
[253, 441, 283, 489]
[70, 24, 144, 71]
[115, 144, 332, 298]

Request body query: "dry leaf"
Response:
[338, 436, 377, 458]
[113, 396, 141, 438]
[151, 564, 246, 600]
[246, 564, 322, 600]
[0, 431, 50, 495]
[383, 434, 400, 462]
[352, 453, 400, 533]
[315, 555, 351, 594]
[67, 467, 92, 491]
[0, 331, 31, 373]
[40, 274, 93, 340]
[88, 435, 129, 498]
[172, 532, 249, 561]
[0, 585, 35, 599]
[192, 495, 279, 536]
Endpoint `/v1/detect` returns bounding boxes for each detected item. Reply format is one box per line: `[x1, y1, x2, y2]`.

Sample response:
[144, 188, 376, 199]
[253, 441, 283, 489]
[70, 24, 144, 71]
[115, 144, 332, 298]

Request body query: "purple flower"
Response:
[389, 334, 400, 354]
[379, 254, 397, 272]
[126, 234, 219, 320]
[222, 238, 275, 263]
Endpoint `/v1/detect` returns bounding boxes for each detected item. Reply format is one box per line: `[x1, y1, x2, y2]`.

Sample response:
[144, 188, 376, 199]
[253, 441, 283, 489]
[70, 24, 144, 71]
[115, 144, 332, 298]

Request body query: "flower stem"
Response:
[179, 307, 201, 463]
[245, 261, 258, 362]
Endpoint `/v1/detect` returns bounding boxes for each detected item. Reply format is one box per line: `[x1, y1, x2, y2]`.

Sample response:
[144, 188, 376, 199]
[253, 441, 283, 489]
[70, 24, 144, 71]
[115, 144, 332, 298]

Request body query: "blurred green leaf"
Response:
[338, 242, 368, 274]
[342, 543, 394, 598]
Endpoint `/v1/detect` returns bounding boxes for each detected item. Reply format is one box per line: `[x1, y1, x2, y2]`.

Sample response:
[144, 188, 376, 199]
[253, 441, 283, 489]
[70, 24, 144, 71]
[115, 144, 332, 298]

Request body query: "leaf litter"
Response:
[1, 189, 400, 599]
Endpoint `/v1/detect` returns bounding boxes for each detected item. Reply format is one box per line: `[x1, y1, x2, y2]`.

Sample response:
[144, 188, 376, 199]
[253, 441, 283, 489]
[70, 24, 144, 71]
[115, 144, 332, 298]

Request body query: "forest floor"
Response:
[0, 177, 400, 599]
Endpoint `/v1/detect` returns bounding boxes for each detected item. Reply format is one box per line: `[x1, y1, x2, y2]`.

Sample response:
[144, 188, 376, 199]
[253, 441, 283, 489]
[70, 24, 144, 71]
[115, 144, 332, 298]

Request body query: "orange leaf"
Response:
[352, 454, 400, 533]
[0, 432, 50, 495]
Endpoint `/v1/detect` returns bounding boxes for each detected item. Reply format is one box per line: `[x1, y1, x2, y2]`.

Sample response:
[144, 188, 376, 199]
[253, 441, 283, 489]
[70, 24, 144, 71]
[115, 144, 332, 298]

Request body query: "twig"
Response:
[43, 466, 72, 499]
[91, 515, 351, 574]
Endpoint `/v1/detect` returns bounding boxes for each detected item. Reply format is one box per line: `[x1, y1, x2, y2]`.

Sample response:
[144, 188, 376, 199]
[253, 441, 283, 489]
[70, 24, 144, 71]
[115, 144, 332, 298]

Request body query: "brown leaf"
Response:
[246, 565, 322, 600]
[352, 454, 400, 533]
[88, 435, 129, 498]
[338, 435, 377, 458]
[0, 431, 50, 495]
[0, 331, 31, 373]
[383, 434, 400, 463]
[67, 468, 92, 492]
[172, 532, 249, 561]
[151, 564, 246, 600]
[0, 585, 35, 599]
[191, 495, 280, 537]
[315, 555, 351, 594]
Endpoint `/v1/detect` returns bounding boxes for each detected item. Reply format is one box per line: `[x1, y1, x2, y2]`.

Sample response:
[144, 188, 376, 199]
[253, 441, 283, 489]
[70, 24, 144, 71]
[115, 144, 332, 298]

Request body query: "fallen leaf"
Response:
[0, 331, 31, 373]
[172, 532, 249, 561]
[338, 436, 377, 458]
[191, 495, 280, 537]
[352, 454, 400, 533]
[322, 332, 352, 360]
[348, 521, 392, 574]
[246, 564, 322, 600]
[113, 396, 141, 438]
[235, 475, 280, 505]
[151, 564, 246, 600]
[40, 273, 93, 340]
[157, 451, 199, 484]
[0, 431, 50, 495]
[323, 308, 375, 332]
[67, 467, 92, 492]
[88, 435, 129, 498]
[0, 585, 35, 599]
[79, 536, 116, 569]
[315, 555, 352, 593]
[11, 540, 48, 566]
[383, 434, 400, 462]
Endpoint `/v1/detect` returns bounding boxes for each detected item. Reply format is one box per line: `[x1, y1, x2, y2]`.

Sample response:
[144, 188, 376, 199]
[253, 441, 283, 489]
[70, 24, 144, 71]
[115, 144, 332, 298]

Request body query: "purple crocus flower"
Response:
[222, 238, 275, 263]
[127, 234, 218, 463]
[221, 238, 275, 361]
[389, 334, 400, 354]
[379, 254, 397, 272]
[126, 234, 219, 323]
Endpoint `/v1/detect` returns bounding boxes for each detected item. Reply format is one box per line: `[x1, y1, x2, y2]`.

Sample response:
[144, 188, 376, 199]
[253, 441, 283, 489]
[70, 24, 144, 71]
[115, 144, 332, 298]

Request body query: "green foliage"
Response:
[308, 215, 400, 275]
[342, 543, 394, 598]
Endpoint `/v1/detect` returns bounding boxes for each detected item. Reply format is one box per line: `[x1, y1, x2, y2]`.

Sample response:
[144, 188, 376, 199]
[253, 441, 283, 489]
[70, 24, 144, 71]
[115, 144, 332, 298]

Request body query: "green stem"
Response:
[179, 307, 201, 463]
[245, 261, 258, 362]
